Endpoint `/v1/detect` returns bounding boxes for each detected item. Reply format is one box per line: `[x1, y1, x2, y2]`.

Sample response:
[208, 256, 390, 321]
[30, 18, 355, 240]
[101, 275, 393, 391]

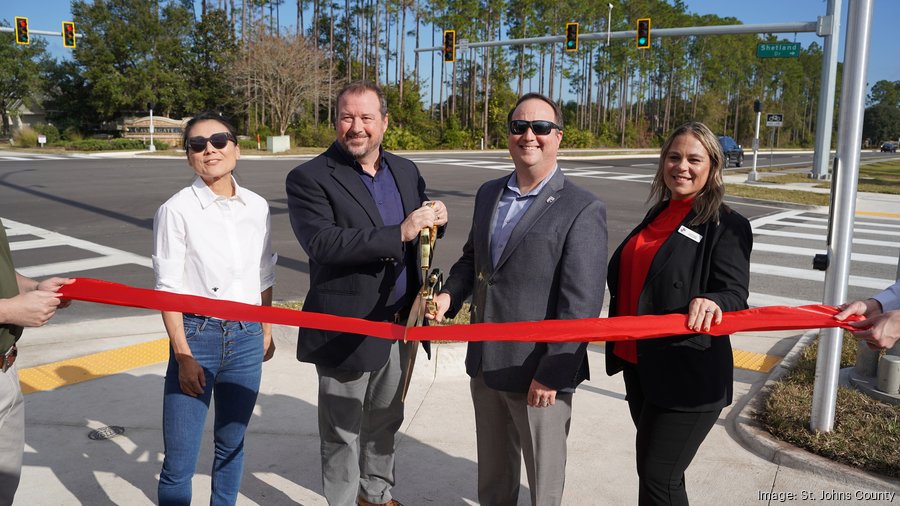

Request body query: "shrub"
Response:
[108, 138, 147, 150]
[383, 126, 426, 150]
[441, 127, 480, 149]
[238, 139, 259, 150]
[561, 128, 595, 149]
[62, 126, 82, 142]
[65, 139, 106, 151]
[12, 127, 38, 147]
[31, 124, 61, 144]
[292, 123, 333, 148]
[64, 138, 146, 151]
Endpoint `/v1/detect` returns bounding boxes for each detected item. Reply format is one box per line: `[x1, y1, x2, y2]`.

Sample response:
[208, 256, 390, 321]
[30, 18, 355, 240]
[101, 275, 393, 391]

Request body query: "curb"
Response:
[732, 330, 900, 491]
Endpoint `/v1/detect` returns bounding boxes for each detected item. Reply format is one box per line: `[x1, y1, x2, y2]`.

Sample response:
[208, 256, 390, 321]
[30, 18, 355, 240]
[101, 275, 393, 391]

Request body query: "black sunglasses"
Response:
[186, 132, 236, 152]
[509, 120, 561, 136]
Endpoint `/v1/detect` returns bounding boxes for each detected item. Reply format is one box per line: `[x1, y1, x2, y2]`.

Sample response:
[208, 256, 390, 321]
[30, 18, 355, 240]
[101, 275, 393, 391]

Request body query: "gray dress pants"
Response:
[316, 342, 408, 506]
[470, 370, 573, 506]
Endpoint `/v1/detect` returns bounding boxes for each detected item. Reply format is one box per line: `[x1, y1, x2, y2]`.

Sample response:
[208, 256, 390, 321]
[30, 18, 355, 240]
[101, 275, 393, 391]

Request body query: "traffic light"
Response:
[14, 17, 29, 45]
[62, 21, 76, 48]
[443, 30, 456, 63]
[636, 18, 650, 49]
[565, 22, 578, 52]
[753, 99, 762, 113]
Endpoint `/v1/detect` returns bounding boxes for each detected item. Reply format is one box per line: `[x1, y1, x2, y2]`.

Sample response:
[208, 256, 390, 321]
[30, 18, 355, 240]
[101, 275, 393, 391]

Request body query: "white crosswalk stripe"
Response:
[749, 209, 899, 308]
[3, 218, 151, 278]
[0, 155, 69, 162]
[409, 157, 655, 183]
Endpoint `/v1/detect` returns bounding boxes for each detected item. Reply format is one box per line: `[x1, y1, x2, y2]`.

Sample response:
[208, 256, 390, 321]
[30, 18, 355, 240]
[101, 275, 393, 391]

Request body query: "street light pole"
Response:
[607, 4, 613, 47]
[748, 109, 761, 182]
[149, 107, 156, 152]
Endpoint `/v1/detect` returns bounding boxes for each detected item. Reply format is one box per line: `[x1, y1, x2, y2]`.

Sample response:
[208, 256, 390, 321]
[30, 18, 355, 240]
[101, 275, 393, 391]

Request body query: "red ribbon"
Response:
[59, 278, 861, 342]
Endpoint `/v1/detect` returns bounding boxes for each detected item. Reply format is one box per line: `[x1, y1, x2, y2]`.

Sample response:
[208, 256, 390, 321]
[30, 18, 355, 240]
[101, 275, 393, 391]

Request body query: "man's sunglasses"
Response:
[186, 132, 236, 153]
[508, 120, 561, 136]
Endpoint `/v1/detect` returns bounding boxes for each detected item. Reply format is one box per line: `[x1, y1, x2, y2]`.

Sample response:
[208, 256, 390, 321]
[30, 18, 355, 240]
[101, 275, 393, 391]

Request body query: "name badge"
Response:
[678, 225, 702, 243]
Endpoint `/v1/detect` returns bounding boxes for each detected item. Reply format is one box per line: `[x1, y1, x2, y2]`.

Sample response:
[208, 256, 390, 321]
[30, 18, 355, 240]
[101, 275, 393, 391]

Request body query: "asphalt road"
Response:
[0, 150, 897, 323]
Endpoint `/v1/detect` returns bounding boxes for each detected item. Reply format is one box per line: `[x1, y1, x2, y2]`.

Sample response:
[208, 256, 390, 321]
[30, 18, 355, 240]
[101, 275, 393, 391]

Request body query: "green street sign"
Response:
[757, 42, 801, 58]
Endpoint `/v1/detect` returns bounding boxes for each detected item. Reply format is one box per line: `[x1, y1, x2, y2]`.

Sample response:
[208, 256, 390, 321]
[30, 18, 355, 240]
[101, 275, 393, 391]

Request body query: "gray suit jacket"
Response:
[442, 168, 607, 393]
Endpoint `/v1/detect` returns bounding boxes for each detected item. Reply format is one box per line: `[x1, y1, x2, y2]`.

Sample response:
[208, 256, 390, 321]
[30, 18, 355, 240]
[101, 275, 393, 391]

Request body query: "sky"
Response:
[3, 0, 898, 101]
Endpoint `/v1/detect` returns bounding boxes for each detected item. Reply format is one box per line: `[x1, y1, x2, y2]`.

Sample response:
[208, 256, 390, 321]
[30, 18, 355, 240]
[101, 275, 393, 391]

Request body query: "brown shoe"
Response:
[357, 497, 403, 506]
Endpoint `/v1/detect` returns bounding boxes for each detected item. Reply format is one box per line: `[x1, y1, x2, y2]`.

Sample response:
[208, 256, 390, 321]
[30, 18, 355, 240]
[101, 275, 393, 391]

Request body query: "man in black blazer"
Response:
[431, 93, 607, 506]
[286, 81, 447, 506]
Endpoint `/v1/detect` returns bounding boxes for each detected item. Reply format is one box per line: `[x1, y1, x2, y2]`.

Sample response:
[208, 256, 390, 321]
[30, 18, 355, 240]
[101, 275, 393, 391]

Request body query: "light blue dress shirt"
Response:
[489, 166, 559, 268]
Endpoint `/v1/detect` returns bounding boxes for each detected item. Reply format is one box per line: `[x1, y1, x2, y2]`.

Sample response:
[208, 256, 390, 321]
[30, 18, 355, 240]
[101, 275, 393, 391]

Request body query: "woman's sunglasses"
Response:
[186, 132, 236, 153]
[508, 120, 561, 136]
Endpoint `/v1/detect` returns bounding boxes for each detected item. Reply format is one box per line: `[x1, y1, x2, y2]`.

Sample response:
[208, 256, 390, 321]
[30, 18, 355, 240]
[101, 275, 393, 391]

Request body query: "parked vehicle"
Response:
[880, 142, 897, 153]
[717, 135, 744, 167]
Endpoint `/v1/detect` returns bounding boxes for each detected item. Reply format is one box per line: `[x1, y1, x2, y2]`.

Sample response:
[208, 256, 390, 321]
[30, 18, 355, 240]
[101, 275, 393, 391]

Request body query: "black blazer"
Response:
[286, 142, 434, 371]
[606, 204, 752, 411]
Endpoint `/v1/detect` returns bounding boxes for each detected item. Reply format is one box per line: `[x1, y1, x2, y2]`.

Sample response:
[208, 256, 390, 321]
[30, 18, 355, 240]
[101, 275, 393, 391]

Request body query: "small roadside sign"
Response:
[757, 43, 801, 58]
[38, 135, 47, 147]
[766, 113, 783, 127]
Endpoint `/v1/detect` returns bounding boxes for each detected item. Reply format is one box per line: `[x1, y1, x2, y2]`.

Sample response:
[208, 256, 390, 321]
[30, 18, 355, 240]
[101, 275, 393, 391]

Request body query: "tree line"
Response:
[1, 0, 897, 149]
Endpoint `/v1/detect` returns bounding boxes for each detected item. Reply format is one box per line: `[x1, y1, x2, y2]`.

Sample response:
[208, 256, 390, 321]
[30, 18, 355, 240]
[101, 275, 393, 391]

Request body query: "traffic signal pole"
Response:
[0, 25, 81, 40]
[810, 0, 841, 180]
[414, 21, 819, 53]
[810, 0, 873, 434]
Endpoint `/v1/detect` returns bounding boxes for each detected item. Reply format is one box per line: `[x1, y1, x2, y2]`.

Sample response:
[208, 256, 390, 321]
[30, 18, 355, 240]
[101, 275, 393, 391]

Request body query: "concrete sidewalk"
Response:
[10, 316, 900, 505]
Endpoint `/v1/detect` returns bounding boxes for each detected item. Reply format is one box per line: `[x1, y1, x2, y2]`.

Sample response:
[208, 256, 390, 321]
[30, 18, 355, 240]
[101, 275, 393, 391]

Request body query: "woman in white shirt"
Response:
[153, 112, 277, 505]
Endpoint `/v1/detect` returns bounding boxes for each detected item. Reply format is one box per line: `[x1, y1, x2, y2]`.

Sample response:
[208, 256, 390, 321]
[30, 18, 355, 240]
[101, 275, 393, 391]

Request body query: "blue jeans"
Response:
[158, 314, 264, 506]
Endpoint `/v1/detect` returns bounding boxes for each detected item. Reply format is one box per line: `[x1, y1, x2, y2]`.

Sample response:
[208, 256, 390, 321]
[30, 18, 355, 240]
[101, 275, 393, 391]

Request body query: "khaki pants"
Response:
[0, 362, 24, 506]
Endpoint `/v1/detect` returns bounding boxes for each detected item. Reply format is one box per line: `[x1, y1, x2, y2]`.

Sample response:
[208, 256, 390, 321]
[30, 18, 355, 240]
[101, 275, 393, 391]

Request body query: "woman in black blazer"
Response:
[606, 122, 752, 505]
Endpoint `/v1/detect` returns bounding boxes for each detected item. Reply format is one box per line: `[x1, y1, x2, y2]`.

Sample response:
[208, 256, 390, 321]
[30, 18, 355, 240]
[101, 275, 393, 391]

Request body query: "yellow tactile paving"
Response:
[857, 210, 900, 218]
[19, 339, 783, 393]
[19, 338, 169, 394]
[732, 349, 783, 373]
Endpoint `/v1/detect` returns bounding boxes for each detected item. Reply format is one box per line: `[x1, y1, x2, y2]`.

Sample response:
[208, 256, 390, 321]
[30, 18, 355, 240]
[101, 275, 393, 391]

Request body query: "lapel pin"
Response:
[546, 196, 556, 204]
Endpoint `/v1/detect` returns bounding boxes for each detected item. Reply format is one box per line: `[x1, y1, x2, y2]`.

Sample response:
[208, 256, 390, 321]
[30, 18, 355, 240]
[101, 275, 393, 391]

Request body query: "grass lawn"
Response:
[756, 159, 900, 195]
[757, 334, 900, 478]
[726, 184, 830, 206]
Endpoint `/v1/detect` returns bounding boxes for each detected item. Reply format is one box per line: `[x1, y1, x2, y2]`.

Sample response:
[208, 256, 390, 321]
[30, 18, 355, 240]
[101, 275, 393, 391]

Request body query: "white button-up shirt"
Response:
[153, 176, 276, 305]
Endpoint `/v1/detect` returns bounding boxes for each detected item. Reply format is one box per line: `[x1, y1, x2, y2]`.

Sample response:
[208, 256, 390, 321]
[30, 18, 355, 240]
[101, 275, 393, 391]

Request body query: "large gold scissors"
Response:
[401, 203, 441, 401]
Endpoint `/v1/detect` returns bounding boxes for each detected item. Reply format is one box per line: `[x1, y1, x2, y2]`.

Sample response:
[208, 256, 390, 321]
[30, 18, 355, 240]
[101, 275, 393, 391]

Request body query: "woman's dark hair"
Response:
[182, 111, 238, 155]
[648, 121, 727, 225]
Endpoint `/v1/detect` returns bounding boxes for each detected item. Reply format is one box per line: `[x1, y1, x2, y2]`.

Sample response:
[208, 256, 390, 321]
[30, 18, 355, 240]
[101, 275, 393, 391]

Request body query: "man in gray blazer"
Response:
[430, 93, 607, 506]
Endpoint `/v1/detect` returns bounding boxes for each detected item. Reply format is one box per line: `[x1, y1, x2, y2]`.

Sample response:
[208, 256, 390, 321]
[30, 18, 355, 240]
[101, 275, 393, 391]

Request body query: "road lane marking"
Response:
[750, 263, 891, 290]
[751, 228, 900, 248]
[2, 218, 152, 277]
[752, 242, 898, 265]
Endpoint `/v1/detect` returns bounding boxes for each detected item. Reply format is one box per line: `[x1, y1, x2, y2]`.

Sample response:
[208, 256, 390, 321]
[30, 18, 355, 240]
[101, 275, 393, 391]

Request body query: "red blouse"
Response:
[614, 198, 694, 363]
